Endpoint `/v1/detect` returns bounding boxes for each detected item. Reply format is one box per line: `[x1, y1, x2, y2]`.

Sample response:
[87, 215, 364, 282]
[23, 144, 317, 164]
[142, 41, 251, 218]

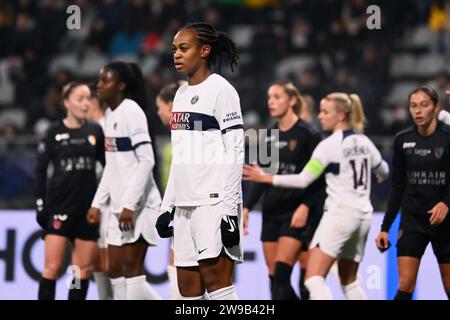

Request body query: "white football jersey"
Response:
[312, 130, 383, 215]
[92, 98, 161, 213]
[167, 73, 244, 207]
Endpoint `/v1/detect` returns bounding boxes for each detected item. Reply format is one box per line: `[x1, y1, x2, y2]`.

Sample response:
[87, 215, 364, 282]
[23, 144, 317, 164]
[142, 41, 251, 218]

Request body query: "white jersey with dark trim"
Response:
[312, 130, 382, 215]
[93, 98, 161, 213]
[167, 73, 244, 207]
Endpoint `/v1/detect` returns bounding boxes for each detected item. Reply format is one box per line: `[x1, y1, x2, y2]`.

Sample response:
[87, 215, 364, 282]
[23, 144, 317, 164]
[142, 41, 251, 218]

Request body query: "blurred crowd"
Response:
[0, 0, 449, 139]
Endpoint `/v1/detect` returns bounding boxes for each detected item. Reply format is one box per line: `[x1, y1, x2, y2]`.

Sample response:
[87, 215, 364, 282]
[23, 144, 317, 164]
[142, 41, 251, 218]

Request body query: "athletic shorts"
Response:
[261, 208, 322, 249]
[310, 207, 371, 263]
[44, 212, 99, 242]
[397, 212, 450, 263]
[173, 202, 244, 267]
[97, 205, 110, 249]
[107, 204, 159, 247]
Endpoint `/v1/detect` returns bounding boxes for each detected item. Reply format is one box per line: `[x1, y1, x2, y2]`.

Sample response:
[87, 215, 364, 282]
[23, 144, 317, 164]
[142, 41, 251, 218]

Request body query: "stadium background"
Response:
[0, 0, 449, 299]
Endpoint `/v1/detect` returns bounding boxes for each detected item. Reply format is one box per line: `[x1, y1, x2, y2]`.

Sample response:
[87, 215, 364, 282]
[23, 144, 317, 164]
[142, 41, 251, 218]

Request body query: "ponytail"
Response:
[327, 92, 367, 132]
[104, 61, 148, 111]
[349, 94, 366, 133]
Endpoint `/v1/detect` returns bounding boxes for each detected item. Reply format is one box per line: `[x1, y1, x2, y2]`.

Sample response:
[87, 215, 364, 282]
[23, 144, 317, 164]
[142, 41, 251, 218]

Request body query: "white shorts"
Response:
[310, 208, 371, 263]
[107, 205, 159, 247]
[97, 205, 110, 249]
[173, 202, 244, 267]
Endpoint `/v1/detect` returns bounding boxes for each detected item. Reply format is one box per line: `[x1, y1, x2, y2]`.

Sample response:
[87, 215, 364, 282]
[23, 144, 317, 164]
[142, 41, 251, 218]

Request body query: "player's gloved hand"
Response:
[221, 215, 240, 248]
[156, 208, 174, 238]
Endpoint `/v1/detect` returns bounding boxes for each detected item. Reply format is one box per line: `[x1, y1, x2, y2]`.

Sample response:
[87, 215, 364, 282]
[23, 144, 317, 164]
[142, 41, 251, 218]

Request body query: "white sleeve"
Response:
[214, 83, 244, 216]
[127, 105, 151, 147]
[367, 137, 389, 180]
[122, 143, 154, 211]
[272, 169, 318, 189]
[214, 83, 244, 132]
[374, 160, 389, 181]
[221, 129, 244, 216]
[438, 110, 450, 125]
[160, 163, 175, 214]
[92, 164, 110, 209]
[272, 136, 335, 189]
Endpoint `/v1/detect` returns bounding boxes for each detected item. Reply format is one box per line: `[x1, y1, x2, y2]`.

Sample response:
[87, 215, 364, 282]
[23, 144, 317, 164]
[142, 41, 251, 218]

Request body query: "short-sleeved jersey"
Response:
[311, 130, 383, 215]
[169, 73, 244, 206]
[102, 98, 161, 213]
[381, 122, 450, 231]
[35, 120, 105, 216]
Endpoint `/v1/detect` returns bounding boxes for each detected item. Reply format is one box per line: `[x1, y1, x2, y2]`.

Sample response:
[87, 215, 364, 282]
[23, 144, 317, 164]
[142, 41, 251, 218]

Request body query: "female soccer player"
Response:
[243, 81, 325, 300]
[244, 92, 389, 300]
[35, 82, 105, 300]
[87, 62, 161, 300]
[376, 86, 450, 300]
[155, 81, 185, 299]
[86, 91, 112, 300]
[156, 22, 244, 300]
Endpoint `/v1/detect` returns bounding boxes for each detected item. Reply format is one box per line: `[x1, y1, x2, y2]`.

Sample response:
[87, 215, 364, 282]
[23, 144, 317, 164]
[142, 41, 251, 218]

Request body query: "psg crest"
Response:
[191, 95, 199, 104]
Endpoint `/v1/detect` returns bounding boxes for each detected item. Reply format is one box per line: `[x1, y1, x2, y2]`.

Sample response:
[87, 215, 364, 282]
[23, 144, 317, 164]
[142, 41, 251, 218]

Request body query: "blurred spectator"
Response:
[35, 0, 66, 56]
[88, 0, 124, 51]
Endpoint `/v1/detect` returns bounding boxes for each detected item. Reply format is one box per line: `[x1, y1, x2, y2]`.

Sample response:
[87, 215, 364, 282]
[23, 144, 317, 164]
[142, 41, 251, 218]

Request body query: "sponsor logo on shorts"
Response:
[52, 214, 67, 230]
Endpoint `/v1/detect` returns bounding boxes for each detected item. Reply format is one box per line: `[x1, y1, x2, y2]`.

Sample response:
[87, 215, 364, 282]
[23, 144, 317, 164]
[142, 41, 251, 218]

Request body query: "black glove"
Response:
[156, 209, 174, 238]
[36, 210, 48, 229]
[221, 215, 240, 248]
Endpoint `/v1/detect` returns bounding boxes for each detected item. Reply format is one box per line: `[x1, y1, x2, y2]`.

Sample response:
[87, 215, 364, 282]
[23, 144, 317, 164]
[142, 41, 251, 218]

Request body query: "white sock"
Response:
[110, 276, 126, 300]
[329, 262, 340, 281]
[208, 285, 239, 300]
[305, 276, 333, 300]
[167, 265, 182, 300]
[93, 272, 113, 300]
[125, 275, 162, 300]
[179, 294, 204, 300]
[341, 279, 367, 300]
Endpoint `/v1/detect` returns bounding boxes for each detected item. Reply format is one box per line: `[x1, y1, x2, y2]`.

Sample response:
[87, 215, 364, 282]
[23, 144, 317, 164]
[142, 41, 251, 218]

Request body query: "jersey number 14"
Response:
[349, 158, 368, 190]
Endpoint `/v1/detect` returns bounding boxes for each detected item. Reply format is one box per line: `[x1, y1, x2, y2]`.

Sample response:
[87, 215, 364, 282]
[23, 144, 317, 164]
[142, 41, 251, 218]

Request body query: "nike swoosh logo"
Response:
[226, 217, 236, 233]
[198, 248, 207, 254]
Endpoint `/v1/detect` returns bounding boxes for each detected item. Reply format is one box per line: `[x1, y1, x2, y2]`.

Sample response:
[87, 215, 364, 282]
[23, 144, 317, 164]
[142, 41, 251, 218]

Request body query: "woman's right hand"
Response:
[87, 207, 101, 225]
[375, 231, 390, 252]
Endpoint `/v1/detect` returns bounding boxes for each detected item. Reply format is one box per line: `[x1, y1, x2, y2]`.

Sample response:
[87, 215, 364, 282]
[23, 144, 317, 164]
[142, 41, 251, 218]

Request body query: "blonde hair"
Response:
[273, 81, 303, 115]
[326, 92, 367, 132]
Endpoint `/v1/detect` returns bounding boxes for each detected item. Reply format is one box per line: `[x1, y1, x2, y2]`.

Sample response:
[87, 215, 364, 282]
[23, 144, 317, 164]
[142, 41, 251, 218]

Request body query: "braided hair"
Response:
[103, 61, 148, 111]
[181, 22, 239, 73]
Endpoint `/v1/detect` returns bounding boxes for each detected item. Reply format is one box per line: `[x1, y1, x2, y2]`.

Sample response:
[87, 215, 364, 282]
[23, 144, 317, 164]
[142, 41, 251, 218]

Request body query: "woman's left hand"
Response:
[119, 208, 134, 231]
[243, 164, 272, 184]
[428, 202, 448, 225]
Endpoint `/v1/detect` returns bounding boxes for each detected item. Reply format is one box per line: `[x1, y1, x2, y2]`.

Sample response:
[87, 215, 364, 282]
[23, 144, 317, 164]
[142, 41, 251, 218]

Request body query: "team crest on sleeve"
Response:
[87, 135, 96, 146]
[434, 147, 444, 159]
[191, 95, 199, 104]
